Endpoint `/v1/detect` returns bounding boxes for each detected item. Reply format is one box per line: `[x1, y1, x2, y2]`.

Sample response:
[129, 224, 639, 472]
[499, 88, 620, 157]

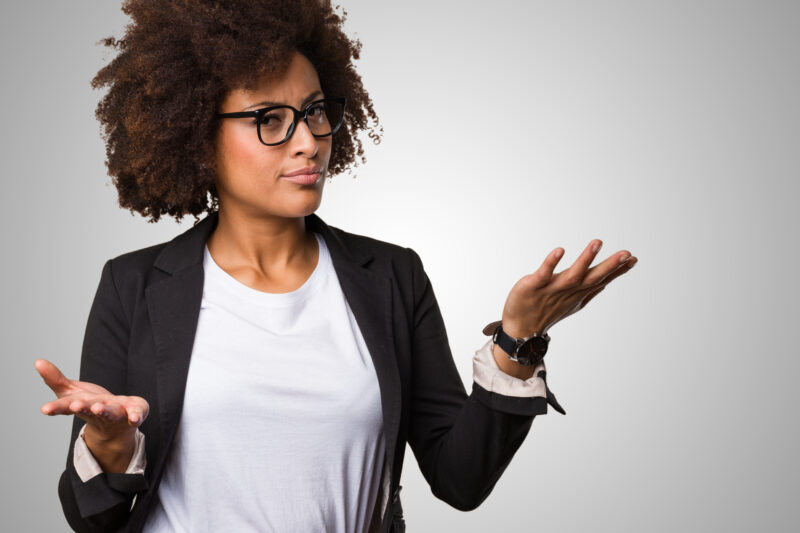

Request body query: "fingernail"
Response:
[619, 254, 631, 263]
[593, 241, 602, 253]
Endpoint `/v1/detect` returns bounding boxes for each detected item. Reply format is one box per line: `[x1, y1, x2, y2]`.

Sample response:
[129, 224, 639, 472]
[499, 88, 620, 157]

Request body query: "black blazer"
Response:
[58, 210, 564, 533]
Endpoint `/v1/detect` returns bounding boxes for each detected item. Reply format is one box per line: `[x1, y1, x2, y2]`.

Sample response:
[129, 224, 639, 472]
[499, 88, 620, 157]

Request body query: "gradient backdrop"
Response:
[2, 1, 798, 531]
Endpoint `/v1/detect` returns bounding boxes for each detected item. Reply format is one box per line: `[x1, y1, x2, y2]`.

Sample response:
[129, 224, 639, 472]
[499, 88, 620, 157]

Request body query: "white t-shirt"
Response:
[139, 231, 385, 533]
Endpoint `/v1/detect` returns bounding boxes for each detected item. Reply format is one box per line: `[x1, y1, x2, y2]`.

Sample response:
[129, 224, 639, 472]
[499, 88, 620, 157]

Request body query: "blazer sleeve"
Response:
[404, 247, 561, 512]
[58, 259, 149, 533]
[472, 338, 566, 413]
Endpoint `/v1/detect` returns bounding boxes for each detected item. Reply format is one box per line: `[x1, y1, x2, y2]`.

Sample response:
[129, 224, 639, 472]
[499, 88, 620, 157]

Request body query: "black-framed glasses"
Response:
[215, 96, 346, 146]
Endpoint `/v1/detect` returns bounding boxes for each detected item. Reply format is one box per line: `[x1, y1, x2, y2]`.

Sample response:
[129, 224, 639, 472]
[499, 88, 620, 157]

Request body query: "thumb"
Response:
[34, 359, 74, 397]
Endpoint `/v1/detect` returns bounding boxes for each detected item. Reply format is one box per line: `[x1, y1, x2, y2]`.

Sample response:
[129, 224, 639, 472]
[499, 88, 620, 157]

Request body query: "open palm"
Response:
[501, 239, 638, 337]
[35, 359, 148, 440]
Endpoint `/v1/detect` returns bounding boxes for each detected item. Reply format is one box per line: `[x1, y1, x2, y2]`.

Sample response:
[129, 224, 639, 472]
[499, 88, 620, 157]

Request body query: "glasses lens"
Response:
[308, 98, 344, 137]
[258, 107, 295, 144]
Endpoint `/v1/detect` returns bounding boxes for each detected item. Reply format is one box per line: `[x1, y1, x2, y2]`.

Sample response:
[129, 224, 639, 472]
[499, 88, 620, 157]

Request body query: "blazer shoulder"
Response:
[108, 241, 170, 276]
[101, 240, 174, 301]
[328, 223, 418, 265]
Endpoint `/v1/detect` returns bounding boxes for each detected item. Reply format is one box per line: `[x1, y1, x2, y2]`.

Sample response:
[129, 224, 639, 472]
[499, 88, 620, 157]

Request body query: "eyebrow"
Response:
[244, 89, 324, 111]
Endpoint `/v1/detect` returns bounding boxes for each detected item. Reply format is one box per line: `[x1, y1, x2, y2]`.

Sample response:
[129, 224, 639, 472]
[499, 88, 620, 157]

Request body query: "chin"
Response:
[287, 194, 324, 218]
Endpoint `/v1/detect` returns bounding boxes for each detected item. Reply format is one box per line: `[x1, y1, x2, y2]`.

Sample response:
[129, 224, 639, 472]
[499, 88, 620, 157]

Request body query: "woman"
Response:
[35, 1, 637, 532]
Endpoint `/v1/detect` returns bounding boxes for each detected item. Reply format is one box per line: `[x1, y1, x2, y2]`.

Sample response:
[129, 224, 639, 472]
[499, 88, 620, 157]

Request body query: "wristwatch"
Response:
[482, 320, 550, 366]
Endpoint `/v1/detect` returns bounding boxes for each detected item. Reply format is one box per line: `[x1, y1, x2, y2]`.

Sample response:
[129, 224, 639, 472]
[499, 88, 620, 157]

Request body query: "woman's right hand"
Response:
[35, 358, 149, 461]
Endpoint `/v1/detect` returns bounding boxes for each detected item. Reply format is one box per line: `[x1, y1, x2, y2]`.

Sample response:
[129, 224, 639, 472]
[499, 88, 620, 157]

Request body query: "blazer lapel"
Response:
[144, 211, 402, 490]
[145, 215, 214, 474]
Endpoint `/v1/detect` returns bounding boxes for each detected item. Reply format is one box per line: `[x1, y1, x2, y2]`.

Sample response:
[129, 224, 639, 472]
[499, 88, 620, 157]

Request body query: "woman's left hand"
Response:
[500, 239, 637, 339]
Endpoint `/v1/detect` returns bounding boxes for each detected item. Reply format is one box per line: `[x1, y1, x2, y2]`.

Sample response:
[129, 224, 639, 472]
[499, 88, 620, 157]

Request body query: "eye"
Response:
[254, 114, 283, 129]
[307, 102, 326, 117]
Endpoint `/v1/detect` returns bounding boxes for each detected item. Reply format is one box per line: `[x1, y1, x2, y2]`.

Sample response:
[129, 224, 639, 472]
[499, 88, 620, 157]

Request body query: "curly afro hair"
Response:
[91, 0, 382, 224]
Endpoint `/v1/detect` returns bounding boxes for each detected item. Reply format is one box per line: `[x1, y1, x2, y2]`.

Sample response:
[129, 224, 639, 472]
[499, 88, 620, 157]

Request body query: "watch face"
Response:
[519, 337, 548, 364]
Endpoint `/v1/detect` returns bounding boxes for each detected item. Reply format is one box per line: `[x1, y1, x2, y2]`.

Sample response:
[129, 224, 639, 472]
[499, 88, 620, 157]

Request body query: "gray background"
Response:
[2, 1, 798, 531]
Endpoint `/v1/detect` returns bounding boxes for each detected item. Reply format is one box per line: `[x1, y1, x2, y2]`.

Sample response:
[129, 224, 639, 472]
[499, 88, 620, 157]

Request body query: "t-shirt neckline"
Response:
[202, 231, 327, 307]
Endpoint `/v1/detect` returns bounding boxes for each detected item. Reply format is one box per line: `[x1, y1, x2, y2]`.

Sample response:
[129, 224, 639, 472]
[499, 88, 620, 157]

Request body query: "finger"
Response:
[81, 401, 124, 428]
[534, 247, 565, 286]
[125, 404, 146, 426]
[583, 250, 633, 286]
[91, 399, 126, 421]
[41, 395, 87, 416]
[118, 398, 148, 426]
[562, 239, 603, 286]
[86, 396, 143, 426]
[69, 402, 109, 425]
[120, 396, 150, 426]
[42, 392, 111, 416]
[596, 255, 637, 287]
[41, 400, 72, 416]
[78, 399, 107, 418]
[129, 397, 150, 422]
[34, 359, 75, 397]
[77, 399, 133, 428]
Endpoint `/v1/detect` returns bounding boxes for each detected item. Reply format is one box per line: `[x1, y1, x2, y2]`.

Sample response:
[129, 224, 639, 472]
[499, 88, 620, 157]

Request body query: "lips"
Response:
[283, 166, 321, 177]
[281, 165, 321, 186]
[282, 173, 319, 185]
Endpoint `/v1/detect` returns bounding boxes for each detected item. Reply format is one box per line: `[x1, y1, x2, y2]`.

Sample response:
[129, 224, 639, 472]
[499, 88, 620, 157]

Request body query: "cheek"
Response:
[317, 138, 333, 166]
[218, 127, 282, 180]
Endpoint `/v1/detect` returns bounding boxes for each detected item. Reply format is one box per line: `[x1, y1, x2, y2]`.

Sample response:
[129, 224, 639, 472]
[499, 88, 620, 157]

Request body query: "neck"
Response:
[206, 207, 315, 274]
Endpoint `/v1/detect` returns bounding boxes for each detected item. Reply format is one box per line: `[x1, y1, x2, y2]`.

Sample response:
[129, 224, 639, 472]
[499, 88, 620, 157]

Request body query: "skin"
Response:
[35, 48, 639, 472]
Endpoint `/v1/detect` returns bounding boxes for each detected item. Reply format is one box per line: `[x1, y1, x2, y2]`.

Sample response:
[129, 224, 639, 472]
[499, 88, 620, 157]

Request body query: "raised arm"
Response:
[404, 247, 557, 512]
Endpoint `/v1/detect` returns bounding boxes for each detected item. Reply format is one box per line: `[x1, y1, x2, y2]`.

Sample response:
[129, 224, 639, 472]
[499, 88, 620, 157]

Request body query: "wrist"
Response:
[83, 424, 137, 472]
[490, 319, 550, 368]
[84, 423, 136, 447]
[492, 342, 537, 380]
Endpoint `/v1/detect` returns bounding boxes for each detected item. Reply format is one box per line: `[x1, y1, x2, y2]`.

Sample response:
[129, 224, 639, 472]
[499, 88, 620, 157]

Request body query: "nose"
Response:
[287, 117, 318, 157]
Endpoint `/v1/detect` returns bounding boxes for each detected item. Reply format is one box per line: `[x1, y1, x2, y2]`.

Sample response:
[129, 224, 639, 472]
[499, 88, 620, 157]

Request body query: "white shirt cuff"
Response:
[473, 338, 548, 398]
[73, 423, 147, 482]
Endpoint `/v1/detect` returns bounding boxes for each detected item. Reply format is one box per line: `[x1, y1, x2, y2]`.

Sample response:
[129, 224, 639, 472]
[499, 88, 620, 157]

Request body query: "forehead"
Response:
[226, 51, 322, 109]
